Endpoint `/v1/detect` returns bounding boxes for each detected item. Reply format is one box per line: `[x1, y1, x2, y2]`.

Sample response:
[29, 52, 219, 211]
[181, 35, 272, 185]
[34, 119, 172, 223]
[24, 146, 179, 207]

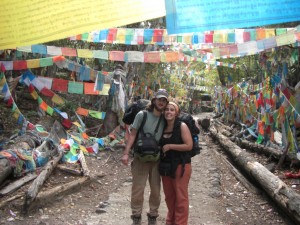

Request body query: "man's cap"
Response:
[155, 89, 168, 99]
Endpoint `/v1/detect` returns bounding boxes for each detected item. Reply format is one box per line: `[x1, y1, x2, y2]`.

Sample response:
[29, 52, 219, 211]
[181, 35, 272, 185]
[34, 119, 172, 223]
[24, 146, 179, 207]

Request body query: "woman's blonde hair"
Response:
[167, 101, 180, 116]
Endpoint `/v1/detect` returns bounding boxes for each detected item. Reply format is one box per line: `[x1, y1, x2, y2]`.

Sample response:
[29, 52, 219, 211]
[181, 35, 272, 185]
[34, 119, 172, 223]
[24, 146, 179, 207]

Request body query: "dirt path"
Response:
[85, 138, 224, 225]
[0, 114, 296, 225]
[84, 134, 295, 225]
[83, 113, 296, 225]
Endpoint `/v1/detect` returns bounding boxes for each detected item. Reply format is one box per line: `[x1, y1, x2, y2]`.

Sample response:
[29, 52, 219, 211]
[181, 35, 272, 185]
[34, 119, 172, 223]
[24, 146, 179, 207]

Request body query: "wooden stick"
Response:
[22, 148, 63, 214]
[78, 150, 90, 177]
[103, 154, 111, 165]
[275, 143, 290, 170]
[0, 194, 23, 209]
[0, 173, 37, 197]
[56, 164, 83, 176]
[34, 176, 90, 205]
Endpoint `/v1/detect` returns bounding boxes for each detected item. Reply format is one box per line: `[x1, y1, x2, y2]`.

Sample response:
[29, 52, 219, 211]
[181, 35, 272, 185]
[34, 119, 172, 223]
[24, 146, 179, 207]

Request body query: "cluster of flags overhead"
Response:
[69, 27, 298, 45]
[0, 57, 110, 84]
[16, 44, 236, 66]
[20, 71, 109, 96]
[13, 25, 299, 64]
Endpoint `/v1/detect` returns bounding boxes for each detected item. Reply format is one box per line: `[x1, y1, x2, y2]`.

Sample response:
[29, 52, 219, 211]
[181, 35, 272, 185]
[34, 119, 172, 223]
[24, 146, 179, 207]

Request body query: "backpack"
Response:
[178, 112, 201, 157]
[122, 99, 150, 125]
[134, 111, 162, 162]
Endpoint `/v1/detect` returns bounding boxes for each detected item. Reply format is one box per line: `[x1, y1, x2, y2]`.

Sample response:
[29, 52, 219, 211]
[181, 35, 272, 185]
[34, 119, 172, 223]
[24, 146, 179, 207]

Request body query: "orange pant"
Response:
[162, 164, 191, 225]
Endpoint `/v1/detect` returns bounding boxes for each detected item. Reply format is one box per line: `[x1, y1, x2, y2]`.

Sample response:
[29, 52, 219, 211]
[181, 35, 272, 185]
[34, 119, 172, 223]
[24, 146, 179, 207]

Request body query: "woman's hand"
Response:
[162, 144, 171, 154]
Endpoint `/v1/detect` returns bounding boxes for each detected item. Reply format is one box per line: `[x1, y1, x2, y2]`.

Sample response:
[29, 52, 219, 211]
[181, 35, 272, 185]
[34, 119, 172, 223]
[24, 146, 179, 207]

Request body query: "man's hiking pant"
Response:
[131, 158, 161, 217]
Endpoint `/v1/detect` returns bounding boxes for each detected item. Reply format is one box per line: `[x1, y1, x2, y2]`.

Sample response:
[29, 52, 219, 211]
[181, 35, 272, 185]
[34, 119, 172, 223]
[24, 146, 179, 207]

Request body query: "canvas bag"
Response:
[134, 111, 162, 162]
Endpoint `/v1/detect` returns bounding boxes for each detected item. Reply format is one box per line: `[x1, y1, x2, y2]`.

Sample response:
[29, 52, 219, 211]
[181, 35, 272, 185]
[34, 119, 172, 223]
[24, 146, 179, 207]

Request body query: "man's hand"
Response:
[121, 154, 129, 166]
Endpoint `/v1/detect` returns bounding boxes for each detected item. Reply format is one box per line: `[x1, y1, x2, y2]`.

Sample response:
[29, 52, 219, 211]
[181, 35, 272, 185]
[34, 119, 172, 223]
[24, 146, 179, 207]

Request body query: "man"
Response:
[121, 89, 169, 225]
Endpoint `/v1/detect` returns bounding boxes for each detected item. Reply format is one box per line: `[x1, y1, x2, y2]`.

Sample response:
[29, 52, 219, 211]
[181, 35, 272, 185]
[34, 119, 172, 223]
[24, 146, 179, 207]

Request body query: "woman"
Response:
[159, 102, 193, 225]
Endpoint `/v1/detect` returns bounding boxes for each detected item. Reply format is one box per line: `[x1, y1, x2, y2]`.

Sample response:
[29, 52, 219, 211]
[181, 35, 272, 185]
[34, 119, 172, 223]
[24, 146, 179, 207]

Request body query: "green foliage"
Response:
[58, 100, 77, 115]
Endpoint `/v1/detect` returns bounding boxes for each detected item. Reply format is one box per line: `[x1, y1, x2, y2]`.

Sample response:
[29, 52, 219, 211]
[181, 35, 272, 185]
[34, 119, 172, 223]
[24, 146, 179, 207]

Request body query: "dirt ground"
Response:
[0, 113, 297, 225]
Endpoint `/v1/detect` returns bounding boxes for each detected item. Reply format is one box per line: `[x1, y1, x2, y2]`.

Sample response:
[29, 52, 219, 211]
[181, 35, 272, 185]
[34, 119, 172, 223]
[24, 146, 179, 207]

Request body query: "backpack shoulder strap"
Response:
[133, 111, 147, 146]
[154, 115, 163, 134]
[138, 111, 147, 135]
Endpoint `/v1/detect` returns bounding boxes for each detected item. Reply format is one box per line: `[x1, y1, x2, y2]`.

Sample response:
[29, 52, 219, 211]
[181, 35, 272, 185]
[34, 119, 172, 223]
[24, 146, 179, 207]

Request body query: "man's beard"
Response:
[154, 104, 163, 112]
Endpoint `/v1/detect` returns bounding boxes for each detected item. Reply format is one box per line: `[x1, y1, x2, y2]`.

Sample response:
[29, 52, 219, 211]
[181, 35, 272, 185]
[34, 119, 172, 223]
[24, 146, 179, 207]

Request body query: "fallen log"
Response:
[0, 173, 37, 197]
[212, 121, 295, 163]
[235, 138, 293, 162]
[231, 129, 248, 139]
[34, 176, 90, 206]
[22, 147, 64, 214]
[214, 119, 233, 132]
[56, 164, 83, 176]
[212, 123, 232, 137]
[31, 172, 105, 208]
[0, 194, 23, 210]
[209, 126, 300, 224]
[212, 148, 261, 194]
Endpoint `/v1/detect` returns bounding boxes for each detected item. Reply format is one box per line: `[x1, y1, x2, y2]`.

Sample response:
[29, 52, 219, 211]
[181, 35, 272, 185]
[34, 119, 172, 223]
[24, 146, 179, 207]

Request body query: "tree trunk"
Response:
[234, 138, 300, 166]
[99, 109, 118, 137]
[209, 126, 300, 224]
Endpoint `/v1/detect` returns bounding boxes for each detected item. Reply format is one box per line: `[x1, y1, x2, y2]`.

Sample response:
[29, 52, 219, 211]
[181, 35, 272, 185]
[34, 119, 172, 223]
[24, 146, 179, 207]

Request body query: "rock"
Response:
[95, 208, 107, 214]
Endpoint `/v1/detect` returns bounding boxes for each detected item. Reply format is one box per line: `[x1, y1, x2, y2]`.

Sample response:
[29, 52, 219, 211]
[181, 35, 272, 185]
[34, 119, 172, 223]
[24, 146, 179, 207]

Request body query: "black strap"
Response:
[154, 114, 163, 134]
[180, 155, 186, 177]
[133, 111, 147, 148]
[139, 111, 147, 134]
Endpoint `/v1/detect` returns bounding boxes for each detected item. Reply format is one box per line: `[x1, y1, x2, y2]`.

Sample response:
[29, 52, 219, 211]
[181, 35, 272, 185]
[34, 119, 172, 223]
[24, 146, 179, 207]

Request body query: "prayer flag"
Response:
[109, 51, 125, 61]
[40, 57, 53, 67]
[51, 94, 65, 105]
[144, 52, 161, 63]
[68, 82, 84, 94]
[61, 47, 77, 56]
[27, 59, 40, 68]
[76, 107, 89, 116]
[165, 0, 300, 34]
[52, 78, 68, 92]
[47, 46, 62, 56]
[0, 0, 166, 50]
[84, 82, 99, 95]
[13, 61, 27, 70]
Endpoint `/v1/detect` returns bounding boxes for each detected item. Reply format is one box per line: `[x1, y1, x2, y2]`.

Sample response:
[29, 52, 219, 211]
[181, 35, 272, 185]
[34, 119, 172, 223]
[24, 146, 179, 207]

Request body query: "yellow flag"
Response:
[0, 0, 166, 50]
[27, 59, 40, 68]
[51, 94, 65, 105]
[98, 84, 110, 95]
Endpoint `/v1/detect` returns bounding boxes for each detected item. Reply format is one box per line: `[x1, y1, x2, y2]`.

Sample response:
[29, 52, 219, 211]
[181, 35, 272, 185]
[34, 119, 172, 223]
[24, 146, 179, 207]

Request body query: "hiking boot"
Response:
[147, 213, 158, 225]
[131, 215, 141, 225]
